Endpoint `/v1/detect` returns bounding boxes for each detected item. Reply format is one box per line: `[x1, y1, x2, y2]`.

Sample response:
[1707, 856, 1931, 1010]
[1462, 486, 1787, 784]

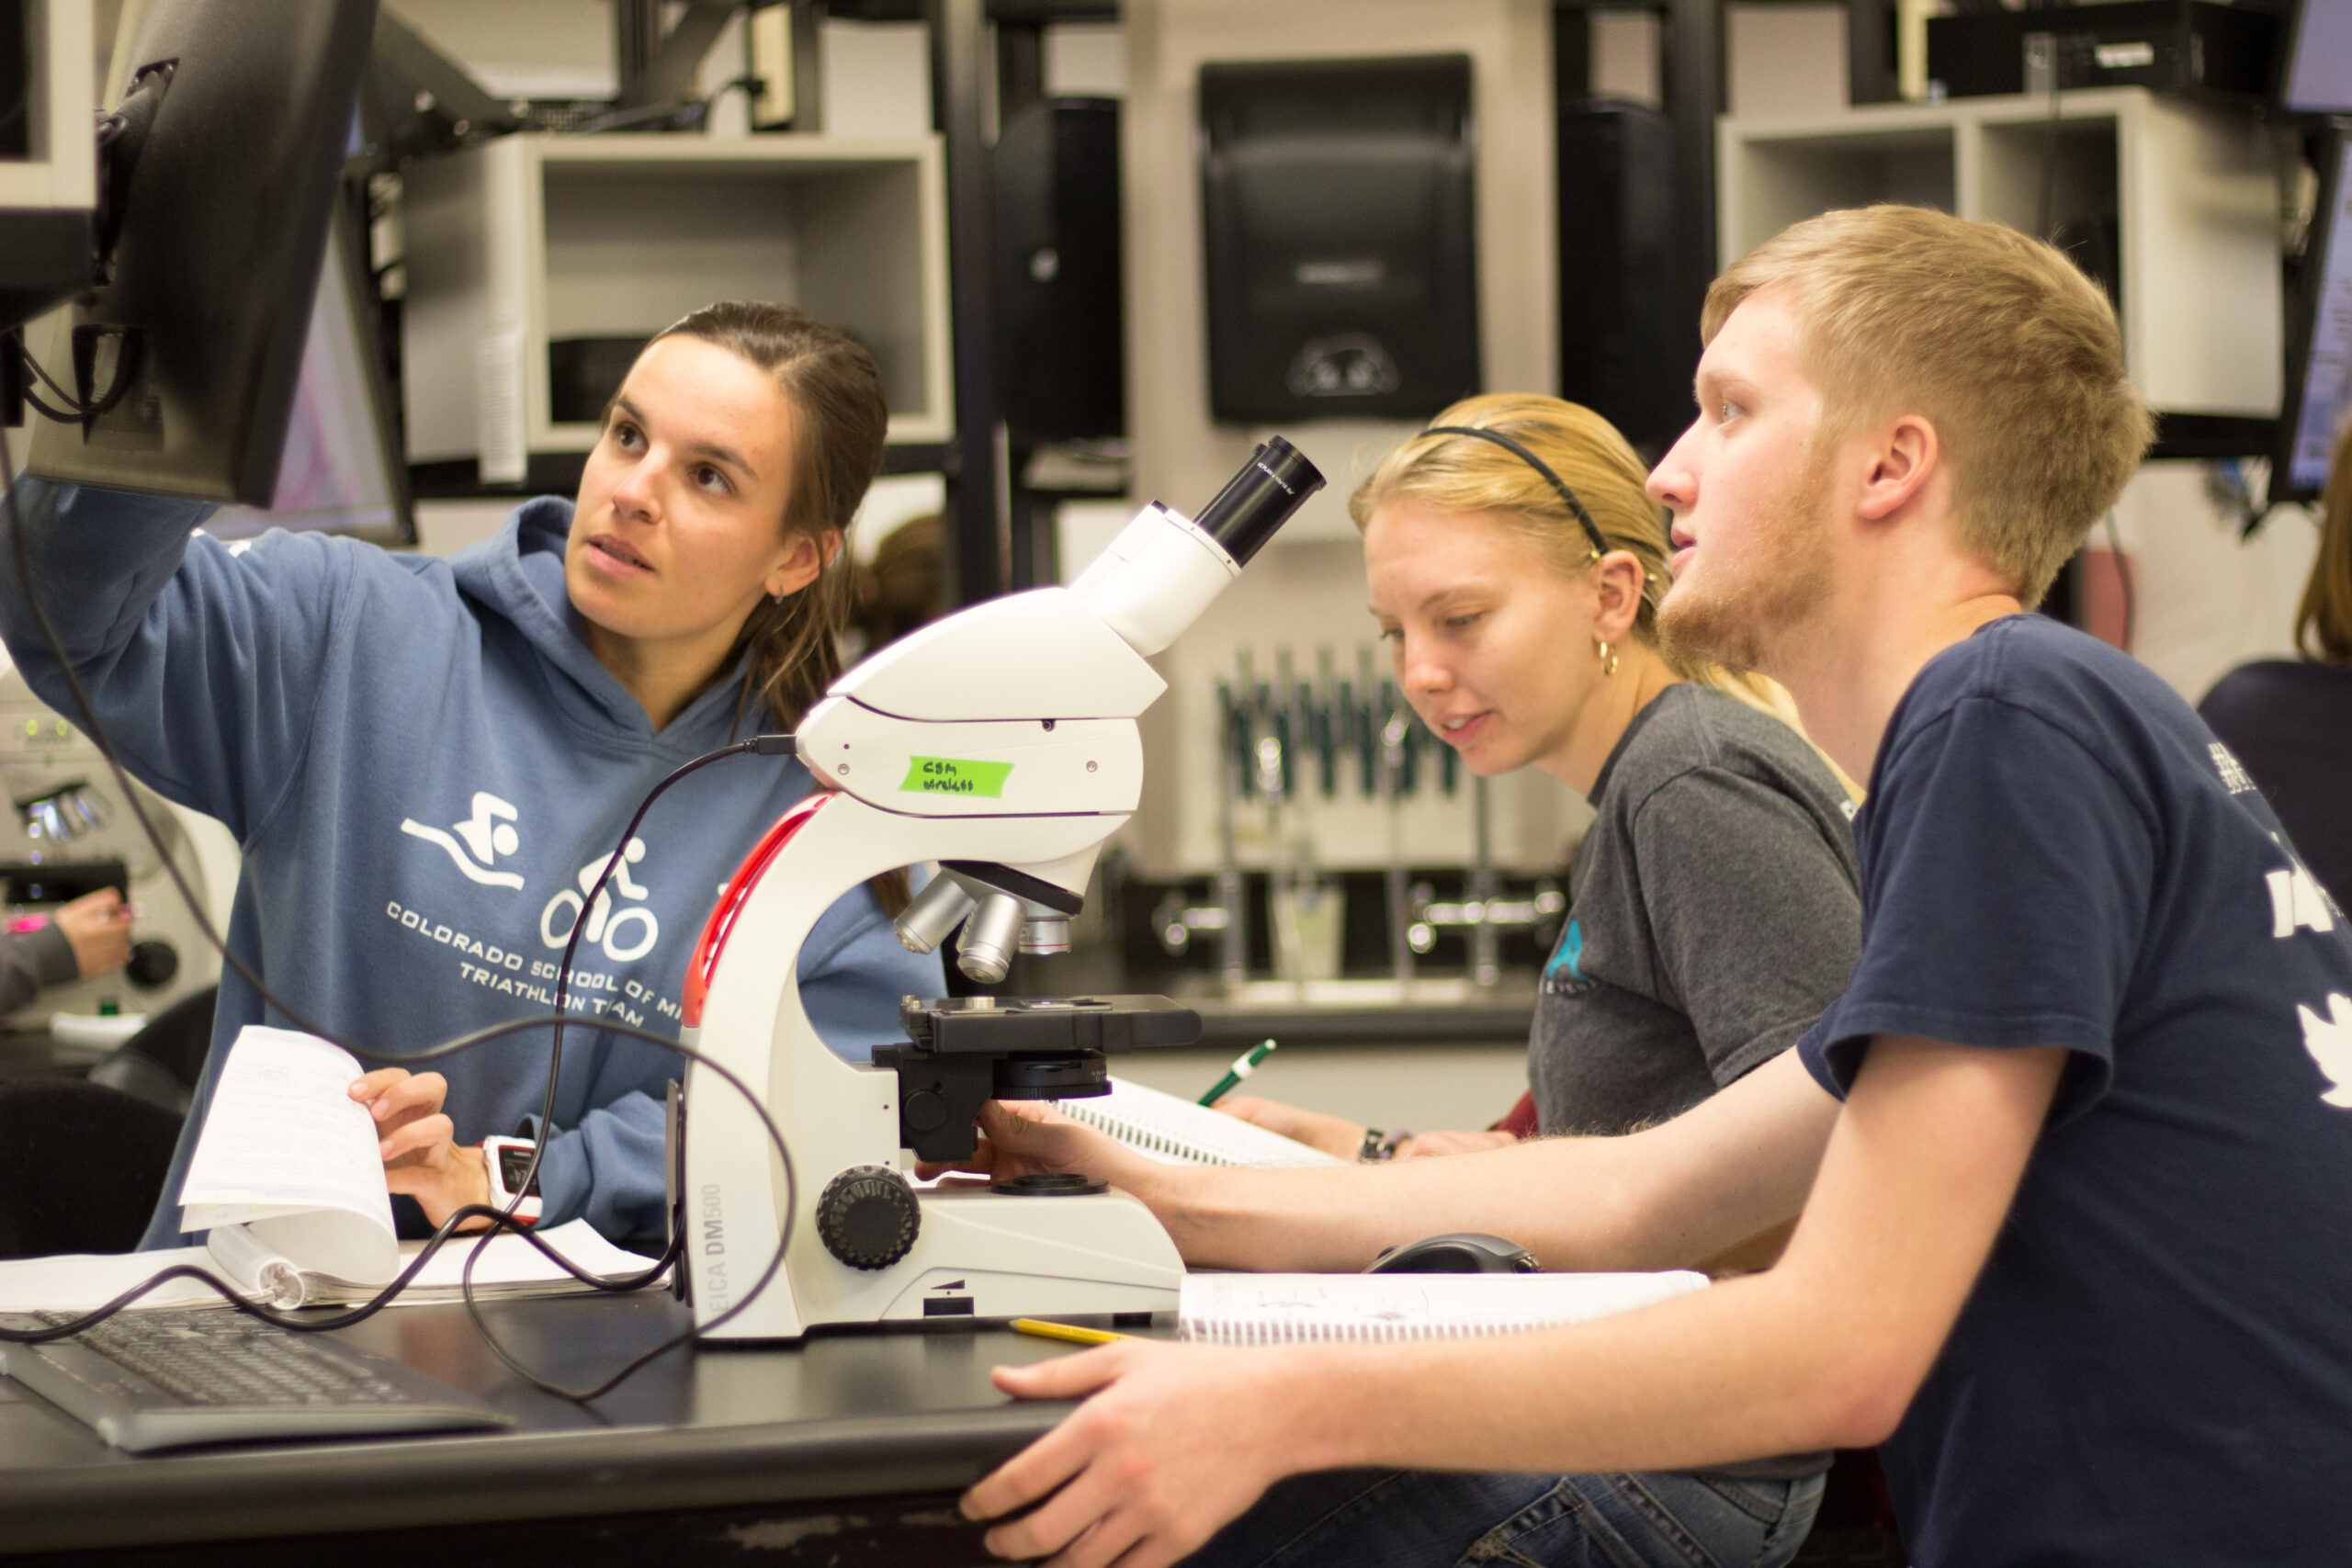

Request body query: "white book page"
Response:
[1055, 1077, 1346, 1168]
[404, 1220, 652, 1291]
[0, 1247, 232, 1313]
[1179, 1270, 1710, 1346]
[178, 1027, 398, 1286]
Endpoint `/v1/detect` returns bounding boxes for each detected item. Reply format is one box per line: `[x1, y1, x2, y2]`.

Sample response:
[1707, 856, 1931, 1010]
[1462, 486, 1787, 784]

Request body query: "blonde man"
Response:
[958, 206, 2352, 1568]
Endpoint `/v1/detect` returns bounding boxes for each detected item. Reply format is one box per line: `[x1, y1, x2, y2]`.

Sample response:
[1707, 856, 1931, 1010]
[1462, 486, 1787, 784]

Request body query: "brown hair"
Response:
[1702, 205, 2153, 609]
[2299, 417, 2352, 663]
[642, 301, 907, 911]
[851, 513, 944, 655]
[1351, 393, 1860, 800]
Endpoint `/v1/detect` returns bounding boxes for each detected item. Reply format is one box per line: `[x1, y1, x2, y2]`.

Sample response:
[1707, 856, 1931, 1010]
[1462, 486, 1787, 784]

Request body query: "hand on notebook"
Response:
[965, 1338, 1309, 1568]
[1215, 1097, 1515, 1161]
[1211, 1095, 1365, 1160]
[348, 1068, 492, 1230]
[1389, 1128, 1518, 1157]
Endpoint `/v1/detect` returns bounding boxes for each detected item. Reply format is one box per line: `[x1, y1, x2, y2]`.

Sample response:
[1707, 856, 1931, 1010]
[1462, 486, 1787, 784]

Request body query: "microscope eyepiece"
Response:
[1193, 436, 1325, 567]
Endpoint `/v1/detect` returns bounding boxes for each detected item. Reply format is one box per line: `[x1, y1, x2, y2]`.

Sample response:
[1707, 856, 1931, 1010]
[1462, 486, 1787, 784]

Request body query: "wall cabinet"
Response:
[401, 133, 953, 479]
[1720, 88, 2280, 417]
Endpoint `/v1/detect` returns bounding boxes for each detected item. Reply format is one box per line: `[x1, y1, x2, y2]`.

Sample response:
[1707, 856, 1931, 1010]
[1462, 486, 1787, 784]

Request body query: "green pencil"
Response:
[1199, 1038, 1279, 1105]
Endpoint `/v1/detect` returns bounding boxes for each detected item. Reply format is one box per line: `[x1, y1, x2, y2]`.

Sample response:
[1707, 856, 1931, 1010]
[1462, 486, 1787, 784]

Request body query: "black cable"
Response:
[517, 736, 773, 1245]
[2103, 507, 2134, 653]
[0, 1013, 797, 1402]
[0, 428, 806, 1400]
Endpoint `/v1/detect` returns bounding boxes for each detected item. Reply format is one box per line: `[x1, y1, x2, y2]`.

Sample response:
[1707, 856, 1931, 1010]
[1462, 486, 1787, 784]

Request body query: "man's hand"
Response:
[53, 888, 134, 979]
[1211, 1094, 1366, 1160]
[348, 1068, 492, 1229]
[964, 1340, 1314, 1567]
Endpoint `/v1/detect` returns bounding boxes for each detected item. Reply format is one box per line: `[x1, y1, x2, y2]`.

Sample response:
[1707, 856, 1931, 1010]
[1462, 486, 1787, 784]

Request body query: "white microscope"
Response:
[681, 439, 1323, 1340]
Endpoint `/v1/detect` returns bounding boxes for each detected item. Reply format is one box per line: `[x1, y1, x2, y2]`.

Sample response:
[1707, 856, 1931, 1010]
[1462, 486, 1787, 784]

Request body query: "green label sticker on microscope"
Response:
[900, 756, 1015, 797]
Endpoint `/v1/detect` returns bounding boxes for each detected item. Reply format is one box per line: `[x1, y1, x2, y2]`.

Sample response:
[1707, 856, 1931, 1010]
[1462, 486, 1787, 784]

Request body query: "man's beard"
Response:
[1657, 453, 1836, 678]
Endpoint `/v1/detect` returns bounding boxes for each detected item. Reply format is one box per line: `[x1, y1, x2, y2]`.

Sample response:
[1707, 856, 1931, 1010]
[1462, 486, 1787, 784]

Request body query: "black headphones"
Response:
[1419, 424, 1611, 559]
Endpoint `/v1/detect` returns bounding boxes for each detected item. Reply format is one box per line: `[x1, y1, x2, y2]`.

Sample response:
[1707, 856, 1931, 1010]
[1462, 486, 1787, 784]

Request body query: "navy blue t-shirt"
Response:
[1797, 615, 2352, 1567]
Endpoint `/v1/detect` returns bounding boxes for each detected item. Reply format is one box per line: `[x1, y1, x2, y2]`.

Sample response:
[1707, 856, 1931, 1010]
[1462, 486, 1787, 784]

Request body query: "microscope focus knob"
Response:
[126, 940, 179, 989]
[815, 1165, 921, 1271]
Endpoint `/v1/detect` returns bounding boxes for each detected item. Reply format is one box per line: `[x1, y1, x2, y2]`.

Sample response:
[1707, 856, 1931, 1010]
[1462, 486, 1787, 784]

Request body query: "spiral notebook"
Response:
[1053, 1076, 1347, 1168]
[1176, 1270, 1710, 1346]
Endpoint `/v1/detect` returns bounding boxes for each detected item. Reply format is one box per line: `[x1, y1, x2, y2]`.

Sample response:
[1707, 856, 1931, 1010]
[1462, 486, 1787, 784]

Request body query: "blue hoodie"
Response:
[0, 479, 943, 1247]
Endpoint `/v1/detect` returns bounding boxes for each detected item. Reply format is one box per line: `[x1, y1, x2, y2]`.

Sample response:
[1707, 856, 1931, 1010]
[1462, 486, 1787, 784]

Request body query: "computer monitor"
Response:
[2281, 0, 2352, 116]
[20, 0, 375, 506]
[2275, 130, 2352, 502]
[198, 197, 413, 547]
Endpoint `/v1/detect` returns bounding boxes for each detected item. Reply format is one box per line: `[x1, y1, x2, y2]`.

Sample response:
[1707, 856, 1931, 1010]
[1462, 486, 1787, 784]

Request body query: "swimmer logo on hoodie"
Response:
[390, 791, 674, 1030]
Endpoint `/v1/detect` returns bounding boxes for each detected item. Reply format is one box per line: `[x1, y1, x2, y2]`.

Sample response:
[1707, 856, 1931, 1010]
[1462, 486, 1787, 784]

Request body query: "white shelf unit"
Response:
[401, 133, 953, 474]
[1719, 88, 2281, 417]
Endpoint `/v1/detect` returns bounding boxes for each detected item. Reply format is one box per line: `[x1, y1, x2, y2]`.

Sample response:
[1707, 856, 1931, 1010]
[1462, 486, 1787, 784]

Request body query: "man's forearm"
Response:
[1241, 1040, 2068, 1480]
[1258, 1267, 1878, 1480]
[1136, 1050, 1839, 1273]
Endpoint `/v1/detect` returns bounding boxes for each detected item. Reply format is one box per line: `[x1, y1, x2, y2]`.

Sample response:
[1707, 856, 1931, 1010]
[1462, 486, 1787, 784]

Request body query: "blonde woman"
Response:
[1226, 396, 1860, 1191]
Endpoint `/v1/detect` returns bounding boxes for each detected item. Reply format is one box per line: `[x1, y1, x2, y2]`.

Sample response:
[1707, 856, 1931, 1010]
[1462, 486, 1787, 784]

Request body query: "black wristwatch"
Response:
[1358, 1127, 1414, 1163]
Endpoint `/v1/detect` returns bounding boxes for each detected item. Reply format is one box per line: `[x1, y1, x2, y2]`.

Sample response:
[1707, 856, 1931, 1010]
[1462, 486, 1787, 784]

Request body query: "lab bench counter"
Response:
[1184, 978, 1535, 1049]
[0, 1292, 1101, 1563]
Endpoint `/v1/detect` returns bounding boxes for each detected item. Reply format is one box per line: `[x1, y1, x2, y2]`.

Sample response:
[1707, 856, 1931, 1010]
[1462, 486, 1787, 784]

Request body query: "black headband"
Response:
[1419, 424, 1611, 560]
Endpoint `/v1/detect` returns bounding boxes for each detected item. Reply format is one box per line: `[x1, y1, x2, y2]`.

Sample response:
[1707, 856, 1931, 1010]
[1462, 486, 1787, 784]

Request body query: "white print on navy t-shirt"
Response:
[2298, 993, 2352, 1109]
[2210, 741, 2258, 795]
[399, 792, 525, 890]
[2268, 864, 2338, 939]
[538, 838, 660, 962]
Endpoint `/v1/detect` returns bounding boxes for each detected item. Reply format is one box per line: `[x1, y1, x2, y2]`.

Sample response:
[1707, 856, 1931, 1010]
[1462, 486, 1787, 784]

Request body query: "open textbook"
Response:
[1053, 1076, 1347, 1168]
[0, 1026, 659, 1313]
[1177, 1270, 1711, 1346]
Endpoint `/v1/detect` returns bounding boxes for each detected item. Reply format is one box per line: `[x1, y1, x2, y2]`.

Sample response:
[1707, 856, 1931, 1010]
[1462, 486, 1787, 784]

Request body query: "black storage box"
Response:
[1927, 1, 2282, 101]
[547, 335, 647, 426]
[1556, 101, 1691, 456]
[993, 98, 1125, 444]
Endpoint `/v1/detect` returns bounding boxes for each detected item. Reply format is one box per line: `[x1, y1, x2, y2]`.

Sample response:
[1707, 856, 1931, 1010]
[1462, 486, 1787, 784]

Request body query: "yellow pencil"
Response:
[1011, 1317, 1135, 1347]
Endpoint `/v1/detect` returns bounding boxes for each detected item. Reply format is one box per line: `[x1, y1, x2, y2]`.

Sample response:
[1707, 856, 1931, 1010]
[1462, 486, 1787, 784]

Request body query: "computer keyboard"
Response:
[0, 1309, 514, 1451]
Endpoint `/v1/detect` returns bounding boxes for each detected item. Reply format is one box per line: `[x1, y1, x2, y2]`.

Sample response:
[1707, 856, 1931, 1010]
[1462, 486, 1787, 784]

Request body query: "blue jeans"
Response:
[1184, 1467, 1826, 1568]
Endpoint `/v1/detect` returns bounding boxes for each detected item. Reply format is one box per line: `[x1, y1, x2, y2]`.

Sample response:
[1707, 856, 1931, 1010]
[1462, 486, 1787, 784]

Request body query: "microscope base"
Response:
[695, 1184, 1184, 1342]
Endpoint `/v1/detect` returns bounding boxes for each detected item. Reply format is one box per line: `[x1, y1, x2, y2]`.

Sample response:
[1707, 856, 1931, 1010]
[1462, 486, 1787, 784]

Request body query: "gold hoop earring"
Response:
[1596, 638, 1619, 678]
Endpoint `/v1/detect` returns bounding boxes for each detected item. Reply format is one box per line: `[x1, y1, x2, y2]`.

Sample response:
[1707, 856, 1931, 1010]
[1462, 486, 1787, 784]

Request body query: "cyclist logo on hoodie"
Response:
[400, 793, 525, 890]
[539, 839, 660, 962]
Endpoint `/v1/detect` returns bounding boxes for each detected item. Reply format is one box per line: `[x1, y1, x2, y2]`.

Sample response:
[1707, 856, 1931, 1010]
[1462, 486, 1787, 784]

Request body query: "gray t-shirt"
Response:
[1532, 683, 1860, 1136]
[1532, 683, 1860, 1485]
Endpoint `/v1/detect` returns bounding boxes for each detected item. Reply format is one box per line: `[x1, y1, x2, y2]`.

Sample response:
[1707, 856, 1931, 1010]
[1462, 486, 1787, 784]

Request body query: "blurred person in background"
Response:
[2199, 419, 2352, 903]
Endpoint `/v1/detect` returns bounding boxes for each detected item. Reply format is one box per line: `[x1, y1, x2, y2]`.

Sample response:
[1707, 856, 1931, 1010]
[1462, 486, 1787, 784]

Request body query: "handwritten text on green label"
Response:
[900, 756, 1014, 797]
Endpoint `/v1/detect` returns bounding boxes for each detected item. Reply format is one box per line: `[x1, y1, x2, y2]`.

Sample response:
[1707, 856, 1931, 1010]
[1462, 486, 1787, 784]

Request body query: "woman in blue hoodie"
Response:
[0, 302, 944, 1248]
